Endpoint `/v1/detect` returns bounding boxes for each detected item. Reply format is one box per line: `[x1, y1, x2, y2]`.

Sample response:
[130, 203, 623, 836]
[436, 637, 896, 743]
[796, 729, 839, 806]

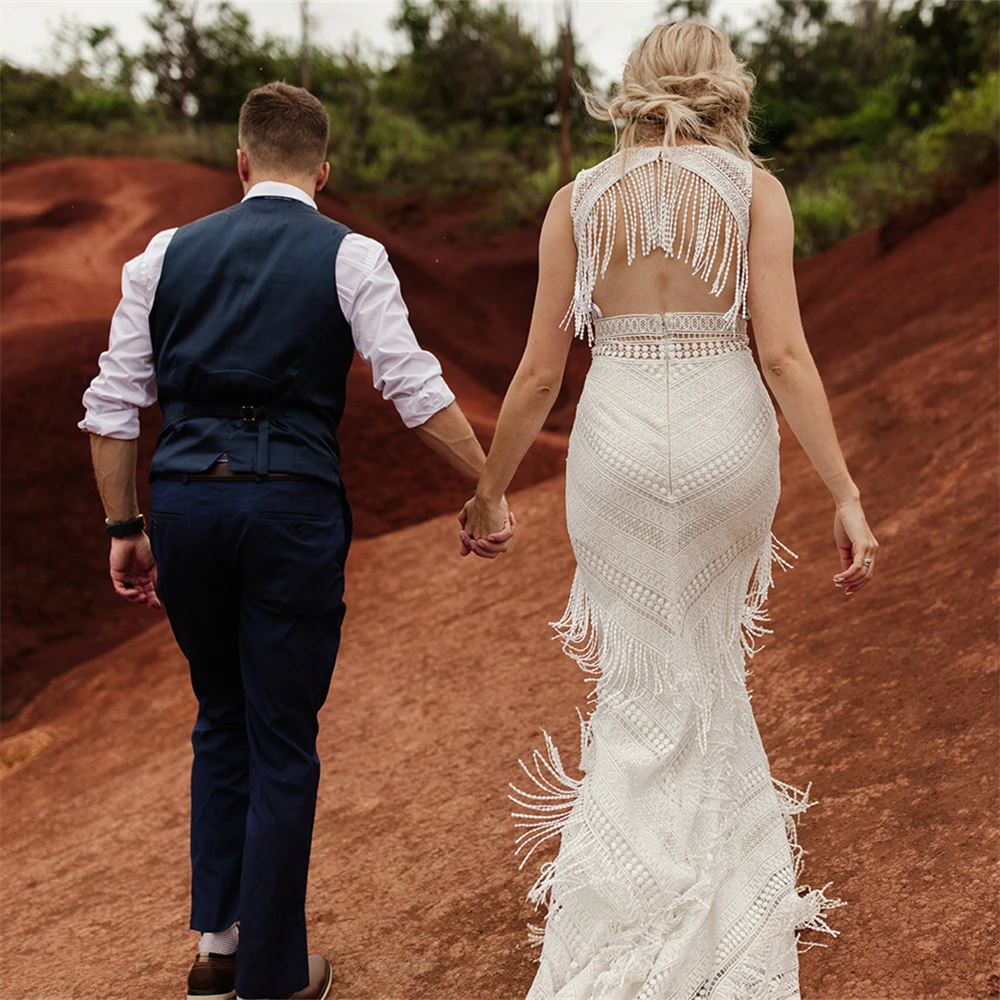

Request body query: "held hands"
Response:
[832, 499, 879, 597]
[109, 533, 162, 608]
[458, 493, 517, 559]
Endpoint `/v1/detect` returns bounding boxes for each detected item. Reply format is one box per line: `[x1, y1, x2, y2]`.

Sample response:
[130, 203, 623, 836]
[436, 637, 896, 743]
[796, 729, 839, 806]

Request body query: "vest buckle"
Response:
[241, 405, 258, 423]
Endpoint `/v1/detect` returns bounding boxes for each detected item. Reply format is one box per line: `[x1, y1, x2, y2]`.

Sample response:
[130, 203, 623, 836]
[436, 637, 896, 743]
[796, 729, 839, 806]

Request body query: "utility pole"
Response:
[300, 0, 311, 91]
[558, 0, 574, 187]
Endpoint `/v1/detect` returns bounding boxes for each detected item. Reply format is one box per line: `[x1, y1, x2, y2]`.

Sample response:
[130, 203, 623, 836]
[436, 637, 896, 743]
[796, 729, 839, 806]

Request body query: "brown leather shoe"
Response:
[187, 951, 237, 999]
[279, 954, 332, 1000]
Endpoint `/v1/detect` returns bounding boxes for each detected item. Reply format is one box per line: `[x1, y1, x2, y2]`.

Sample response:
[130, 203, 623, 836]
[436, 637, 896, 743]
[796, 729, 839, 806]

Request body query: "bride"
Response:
[460, 19, 878, 1000]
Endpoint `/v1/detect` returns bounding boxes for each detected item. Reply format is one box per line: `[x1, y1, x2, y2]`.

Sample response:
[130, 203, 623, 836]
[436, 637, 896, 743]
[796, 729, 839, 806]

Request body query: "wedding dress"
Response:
[510, 143, 845, 999]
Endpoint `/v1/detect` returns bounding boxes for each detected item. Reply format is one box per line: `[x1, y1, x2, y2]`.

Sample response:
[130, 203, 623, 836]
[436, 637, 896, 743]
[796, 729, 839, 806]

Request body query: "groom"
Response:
[79, 82, 514, 1000]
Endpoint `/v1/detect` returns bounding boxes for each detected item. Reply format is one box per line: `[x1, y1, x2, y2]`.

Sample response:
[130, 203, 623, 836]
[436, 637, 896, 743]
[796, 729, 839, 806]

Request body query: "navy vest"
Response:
[148, 196, 354, 486]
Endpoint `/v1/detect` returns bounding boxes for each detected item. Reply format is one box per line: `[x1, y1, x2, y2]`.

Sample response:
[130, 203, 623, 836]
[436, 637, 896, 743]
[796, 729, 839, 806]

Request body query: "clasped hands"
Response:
[458, 492, 517, 559]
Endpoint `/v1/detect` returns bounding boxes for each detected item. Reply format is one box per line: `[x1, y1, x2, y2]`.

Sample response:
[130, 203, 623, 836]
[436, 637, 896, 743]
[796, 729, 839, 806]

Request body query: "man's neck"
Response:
[243, 176, 317, 200]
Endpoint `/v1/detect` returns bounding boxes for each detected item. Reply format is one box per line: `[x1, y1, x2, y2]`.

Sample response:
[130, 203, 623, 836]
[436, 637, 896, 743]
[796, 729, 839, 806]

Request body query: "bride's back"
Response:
[567, 142, 753, 339]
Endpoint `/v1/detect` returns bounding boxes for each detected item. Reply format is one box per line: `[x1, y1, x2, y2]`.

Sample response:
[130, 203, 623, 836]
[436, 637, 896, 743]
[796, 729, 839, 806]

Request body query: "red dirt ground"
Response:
[1, 163, 997, 999]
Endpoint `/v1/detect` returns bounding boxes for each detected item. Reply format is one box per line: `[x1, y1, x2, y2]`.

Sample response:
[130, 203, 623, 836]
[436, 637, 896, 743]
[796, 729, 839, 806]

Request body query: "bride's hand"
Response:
[458, 494, 515, 559]
[832, 499, 879, 596]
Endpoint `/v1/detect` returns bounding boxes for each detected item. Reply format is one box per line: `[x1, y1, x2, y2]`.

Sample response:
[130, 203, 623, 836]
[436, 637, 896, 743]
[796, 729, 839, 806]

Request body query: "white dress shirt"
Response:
[78, 181, 455, 440]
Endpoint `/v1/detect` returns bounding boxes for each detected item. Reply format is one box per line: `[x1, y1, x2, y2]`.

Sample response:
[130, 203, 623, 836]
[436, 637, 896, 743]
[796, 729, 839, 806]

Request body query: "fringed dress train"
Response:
[510, 144, 845, 1000]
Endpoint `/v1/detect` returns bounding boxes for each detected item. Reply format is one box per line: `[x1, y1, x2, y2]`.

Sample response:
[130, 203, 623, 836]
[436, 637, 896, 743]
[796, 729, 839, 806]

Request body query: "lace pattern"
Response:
[595, 311, 749, 337]
[591, 312, 750, 363]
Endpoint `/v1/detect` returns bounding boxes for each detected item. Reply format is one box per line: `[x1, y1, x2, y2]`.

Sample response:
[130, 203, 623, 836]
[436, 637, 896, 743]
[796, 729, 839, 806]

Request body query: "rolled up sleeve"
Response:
[338, 234, 455, 429]
[78, 228, 175, 439]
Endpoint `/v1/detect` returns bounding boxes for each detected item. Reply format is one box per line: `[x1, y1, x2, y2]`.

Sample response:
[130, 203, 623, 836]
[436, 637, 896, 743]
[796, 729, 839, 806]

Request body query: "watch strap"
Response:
[105, 514, 146, 538]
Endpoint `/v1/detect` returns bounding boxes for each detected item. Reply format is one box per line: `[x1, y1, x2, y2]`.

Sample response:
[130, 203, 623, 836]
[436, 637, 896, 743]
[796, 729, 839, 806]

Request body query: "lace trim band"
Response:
[594, 311, 748, 338]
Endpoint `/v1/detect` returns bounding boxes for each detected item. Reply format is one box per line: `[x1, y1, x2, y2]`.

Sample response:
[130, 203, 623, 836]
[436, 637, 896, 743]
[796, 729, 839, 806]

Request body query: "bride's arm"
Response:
[747, 168, 857, 502]
[747, 167, 879, 595]
[462, 183, 577, 548]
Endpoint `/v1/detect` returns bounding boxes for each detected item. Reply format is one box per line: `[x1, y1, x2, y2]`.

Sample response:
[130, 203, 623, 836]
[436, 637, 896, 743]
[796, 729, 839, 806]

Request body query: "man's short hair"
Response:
[238, 82, 329, 174]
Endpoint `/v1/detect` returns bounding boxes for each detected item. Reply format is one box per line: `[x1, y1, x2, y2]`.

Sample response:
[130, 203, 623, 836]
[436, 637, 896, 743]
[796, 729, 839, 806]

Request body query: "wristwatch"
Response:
[105, 514, 146, 538]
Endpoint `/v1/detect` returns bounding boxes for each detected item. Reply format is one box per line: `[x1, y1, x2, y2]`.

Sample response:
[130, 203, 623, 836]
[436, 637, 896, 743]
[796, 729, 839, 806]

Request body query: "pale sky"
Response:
[0, 0, 770, 87]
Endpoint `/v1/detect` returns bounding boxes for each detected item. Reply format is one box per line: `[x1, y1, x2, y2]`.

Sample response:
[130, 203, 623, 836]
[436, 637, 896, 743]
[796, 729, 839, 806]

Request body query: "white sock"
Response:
[197, 921, 239, 955]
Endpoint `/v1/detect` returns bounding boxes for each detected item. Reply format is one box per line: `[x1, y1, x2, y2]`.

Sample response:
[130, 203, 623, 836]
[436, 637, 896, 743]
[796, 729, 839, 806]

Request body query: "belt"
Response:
[154, 461, 314, 482]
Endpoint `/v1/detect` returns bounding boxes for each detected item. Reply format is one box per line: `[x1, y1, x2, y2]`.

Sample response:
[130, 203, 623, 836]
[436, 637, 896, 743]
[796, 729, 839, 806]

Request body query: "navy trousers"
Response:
[149, 478, 351, 999]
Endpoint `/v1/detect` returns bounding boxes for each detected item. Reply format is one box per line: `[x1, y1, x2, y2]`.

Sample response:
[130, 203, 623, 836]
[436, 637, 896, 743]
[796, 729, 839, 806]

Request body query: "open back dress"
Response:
[510, 143, 845, 1000]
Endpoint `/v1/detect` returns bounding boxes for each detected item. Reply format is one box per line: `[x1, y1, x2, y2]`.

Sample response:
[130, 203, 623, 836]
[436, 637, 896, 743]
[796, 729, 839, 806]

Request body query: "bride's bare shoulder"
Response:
[552, 180, 574, 209]
[748, 167, 794, 247]
[750, 166, 789, 203]
[750, 167, 792, 220]
[541, 182, 575, 243]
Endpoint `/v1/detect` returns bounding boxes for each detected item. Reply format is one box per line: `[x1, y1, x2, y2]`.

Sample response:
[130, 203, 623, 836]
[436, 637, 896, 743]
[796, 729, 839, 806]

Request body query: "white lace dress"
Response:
[510, 145, 845, 999]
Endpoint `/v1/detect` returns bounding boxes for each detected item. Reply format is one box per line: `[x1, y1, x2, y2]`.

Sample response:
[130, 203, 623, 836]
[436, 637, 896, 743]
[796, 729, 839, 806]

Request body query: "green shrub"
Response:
[784, 71, 999, 256]
[788, 183, 859, 258]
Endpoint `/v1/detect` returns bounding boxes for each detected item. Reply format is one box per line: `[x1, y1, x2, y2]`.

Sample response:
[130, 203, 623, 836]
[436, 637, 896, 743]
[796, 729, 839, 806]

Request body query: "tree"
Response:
[385, 0, 556, 132]
[745, 1, 875, 148]
[141, 0, 283, 123]
[895, 0, 1000, 126]
[557, 0, 573, 186]
[142, 0, 201, 118]
[46, 15, 137, 92]
[195, 3, 278, 122]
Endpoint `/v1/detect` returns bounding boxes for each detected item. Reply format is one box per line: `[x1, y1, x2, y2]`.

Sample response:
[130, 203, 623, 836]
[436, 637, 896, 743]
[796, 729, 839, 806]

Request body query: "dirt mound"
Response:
[0, 158, 566, 719]
[1, 178, 996, 998]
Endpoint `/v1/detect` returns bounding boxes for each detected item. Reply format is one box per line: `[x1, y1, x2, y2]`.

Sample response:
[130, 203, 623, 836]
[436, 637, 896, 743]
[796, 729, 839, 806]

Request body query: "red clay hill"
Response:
[1, 160, 997, 1000]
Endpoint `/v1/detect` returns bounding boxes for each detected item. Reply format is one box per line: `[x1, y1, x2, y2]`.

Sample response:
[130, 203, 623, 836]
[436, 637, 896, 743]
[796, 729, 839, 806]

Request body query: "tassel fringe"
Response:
[510, 528, 844, 967]
[509, 727, 584, 871]
[740, 531, 799, 662]
[772, 776, 849, 953]
[562, 149, 750, 345]
[549, 574, 669, 704]
[548, 529, 798, 751]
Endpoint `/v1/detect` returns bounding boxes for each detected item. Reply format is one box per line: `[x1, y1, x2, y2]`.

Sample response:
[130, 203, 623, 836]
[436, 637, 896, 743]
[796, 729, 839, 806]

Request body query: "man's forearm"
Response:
[413, 402, 488, 485]
[89, 434, 141, 522]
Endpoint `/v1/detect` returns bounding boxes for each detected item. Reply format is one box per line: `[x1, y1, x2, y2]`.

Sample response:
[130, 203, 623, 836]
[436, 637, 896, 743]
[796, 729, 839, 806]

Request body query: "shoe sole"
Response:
[184, 965, 329, 1000]
[316, 959, 333, 1000]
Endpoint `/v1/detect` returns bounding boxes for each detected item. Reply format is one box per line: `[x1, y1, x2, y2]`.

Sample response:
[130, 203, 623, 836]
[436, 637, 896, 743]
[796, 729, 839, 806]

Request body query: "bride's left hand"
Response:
[459, 495, 516, 559]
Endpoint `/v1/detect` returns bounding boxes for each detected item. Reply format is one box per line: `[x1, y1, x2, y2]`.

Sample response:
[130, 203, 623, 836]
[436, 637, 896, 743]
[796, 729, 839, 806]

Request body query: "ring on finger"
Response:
[863, 557, 872, 566]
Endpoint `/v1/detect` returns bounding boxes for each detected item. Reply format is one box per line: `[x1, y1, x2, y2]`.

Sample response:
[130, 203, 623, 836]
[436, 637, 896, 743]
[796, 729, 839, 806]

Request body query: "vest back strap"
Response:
[163, 402, 296, 477]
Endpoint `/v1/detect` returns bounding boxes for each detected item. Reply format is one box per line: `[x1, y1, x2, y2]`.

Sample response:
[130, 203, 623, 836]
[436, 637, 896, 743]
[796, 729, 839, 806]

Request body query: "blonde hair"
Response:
[585, 21, 768, 169]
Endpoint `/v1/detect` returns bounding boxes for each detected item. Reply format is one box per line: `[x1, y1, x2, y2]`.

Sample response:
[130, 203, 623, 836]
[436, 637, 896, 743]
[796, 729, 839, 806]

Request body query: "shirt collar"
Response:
[242, 181, 317, 210]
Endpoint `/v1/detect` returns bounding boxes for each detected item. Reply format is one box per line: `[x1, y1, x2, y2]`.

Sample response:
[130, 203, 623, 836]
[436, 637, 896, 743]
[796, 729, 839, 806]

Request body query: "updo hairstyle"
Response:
[585, 21, 766, 168]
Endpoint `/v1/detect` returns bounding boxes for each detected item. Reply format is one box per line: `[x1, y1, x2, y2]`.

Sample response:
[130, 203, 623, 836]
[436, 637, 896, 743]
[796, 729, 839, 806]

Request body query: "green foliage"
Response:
[895, 0, 999, 126]
[141, 0, 200, 117]
[0, 64, 76, 130]
[787, 70, 999, 256]
[746, 1, 899, 152]
[787, 183, 859, 258]
[0, 62, 145, 132]
[194, 3, 280, 122]
[386, 0, 555, 132]
[140, 0, 285, 121]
